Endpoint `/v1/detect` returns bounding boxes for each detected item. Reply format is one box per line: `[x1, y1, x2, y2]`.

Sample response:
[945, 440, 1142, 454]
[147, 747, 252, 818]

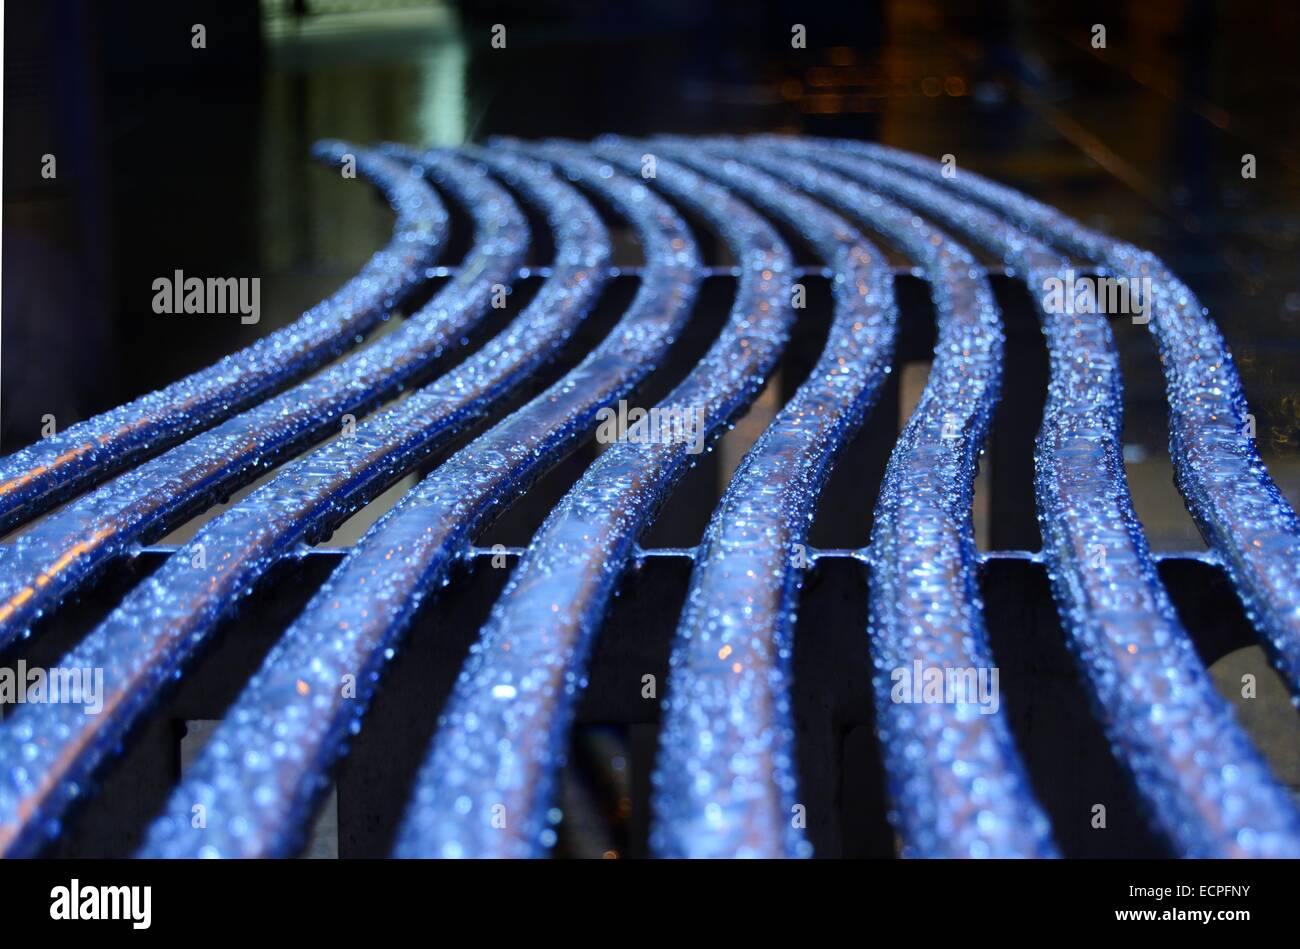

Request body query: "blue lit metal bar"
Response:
[0, 152, 527, 648]
[706, 143, 1060, 858]
[620, 139, 897, 858]
[1, 148, 594, 857]
[1, 133, 1289, 861]
[391, 140, 795, 858]
[132, 144, 700, 858]
[834, 140, 1300, 700]
[0, 142, 447, 535]
[767, 139, 1300, 857]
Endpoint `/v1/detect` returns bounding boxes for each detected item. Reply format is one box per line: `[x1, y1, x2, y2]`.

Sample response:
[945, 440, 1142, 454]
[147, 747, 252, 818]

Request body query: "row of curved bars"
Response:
[0, 136, 1297, 859]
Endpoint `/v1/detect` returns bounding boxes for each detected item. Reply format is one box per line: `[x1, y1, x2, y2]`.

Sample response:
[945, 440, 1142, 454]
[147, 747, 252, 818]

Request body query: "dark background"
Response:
[4, 0, 1300, 548]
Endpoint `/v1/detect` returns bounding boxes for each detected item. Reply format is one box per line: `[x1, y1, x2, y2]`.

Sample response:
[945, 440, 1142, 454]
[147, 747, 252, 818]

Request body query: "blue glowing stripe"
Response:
[132, 144, 700, 858]
[0, 152, 528, 649]
[1, 148, 602, 857]
[622, 139, 896, 858]
[390, 140, 795, 859]
[741, 145, 1052, 859]
[0, 142, 447, 535]
[707, 142, 1060, 858]
[778, 139, 1300, 857]
[832, 141, 1300, 700]
[1, 134, 1292, 861]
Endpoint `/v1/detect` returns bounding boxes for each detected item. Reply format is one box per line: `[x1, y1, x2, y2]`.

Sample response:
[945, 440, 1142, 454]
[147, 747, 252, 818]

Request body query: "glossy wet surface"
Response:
[2, 6, 1299, 862]
[6, 1, 1299, 551]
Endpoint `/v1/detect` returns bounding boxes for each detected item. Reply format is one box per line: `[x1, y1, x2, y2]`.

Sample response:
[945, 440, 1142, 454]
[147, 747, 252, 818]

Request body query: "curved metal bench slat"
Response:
[0, 142, 447, 535]
[624, 139, 899, 858]
[1, 147, 615, 858]
[133, 145, 700, 858]
[1, 134, 1291, 860]
[836, 140, 1300, 700]
[391, 140, 795, 858]
[775, 139, 1300, 858]
[0, 152, 527, 648]
[712, 143, 1060, 858]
